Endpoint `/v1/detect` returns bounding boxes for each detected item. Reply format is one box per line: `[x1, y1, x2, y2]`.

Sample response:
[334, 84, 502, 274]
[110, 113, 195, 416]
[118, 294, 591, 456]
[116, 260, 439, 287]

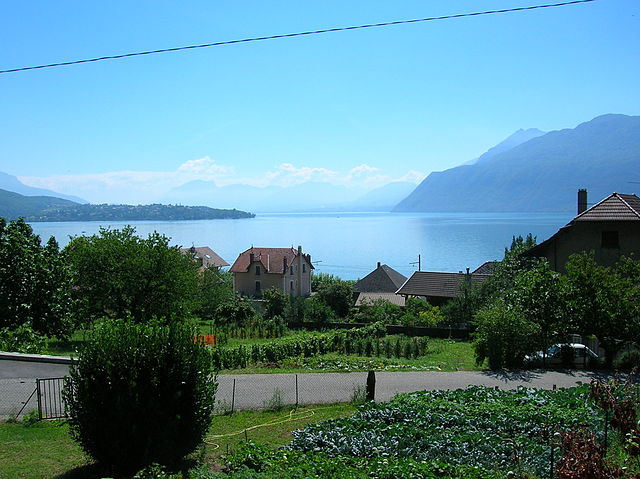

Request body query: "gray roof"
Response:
[472, 261, 498, 275]
[574, 193, 640, 221]
[354, 264, 408, 293]
[525, 192, 640, 257]
[396, 271, 489, 298]
[180, 246, 229, 268]
[355, 292, 406, 307]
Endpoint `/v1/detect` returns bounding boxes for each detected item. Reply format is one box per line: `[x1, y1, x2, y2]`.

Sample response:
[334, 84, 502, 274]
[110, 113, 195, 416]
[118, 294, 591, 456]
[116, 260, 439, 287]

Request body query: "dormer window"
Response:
[290, 266, 294, 275]
[303, 264, 306, 273]
[255, 265, 261, 275]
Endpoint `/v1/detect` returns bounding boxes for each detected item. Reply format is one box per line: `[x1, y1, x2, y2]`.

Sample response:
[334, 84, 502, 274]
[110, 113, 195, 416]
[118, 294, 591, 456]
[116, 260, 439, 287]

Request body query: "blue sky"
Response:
[1, 0, 638, 204]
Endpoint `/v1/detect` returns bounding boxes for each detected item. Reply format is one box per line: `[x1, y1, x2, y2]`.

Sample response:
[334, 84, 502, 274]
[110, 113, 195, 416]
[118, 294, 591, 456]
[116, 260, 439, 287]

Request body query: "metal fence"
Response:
[1, 372, 371, 420]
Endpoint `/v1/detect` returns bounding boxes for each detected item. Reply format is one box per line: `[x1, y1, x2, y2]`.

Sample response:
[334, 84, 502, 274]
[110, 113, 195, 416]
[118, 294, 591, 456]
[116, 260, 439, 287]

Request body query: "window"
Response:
[290, 281, 294, 292]
[255, 265, 261, 275]
[302, 264, 306, 273]
[290, 266, 294, 275]
[255, 281, 261, 294]
[601, 231, 619, 248]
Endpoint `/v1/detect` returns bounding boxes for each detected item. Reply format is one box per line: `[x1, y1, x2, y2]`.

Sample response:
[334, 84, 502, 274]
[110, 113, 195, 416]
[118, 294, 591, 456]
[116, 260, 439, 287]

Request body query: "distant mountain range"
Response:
[161, 180, 416, 213]
[0, 172, 87, 203]
[0, 188, 254, 222]
[394, 114, 640, 213]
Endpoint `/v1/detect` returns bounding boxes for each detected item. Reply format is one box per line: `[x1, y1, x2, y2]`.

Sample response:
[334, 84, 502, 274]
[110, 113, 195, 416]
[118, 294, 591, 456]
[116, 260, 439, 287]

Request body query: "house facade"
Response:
[524, 191, 640, 272]
[230, 246, 313, 298]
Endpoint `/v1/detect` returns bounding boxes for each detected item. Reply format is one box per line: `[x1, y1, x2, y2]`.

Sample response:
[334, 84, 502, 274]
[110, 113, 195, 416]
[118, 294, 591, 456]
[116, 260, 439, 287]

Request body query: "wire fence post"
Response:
[231, 379, 236, 414]
[295, 374, 299, 410]
[366, 370, 376, 401]
[36, 379, 42, 420]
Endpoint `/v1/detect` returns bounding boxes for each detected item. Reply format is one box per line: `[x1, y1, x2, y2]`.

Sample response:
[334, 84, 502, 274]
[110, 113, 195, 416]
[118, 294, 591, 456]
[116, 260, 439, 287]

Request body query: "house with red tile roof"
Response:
[524, 191, 640, 272]
[229, 246, 313, 297]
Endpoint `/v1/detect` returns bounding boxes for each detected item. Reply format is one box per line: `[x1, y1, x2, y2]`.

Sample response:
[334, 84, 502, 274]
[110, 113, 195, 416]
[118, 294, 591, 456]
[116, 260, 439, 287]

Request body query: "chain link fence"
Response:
[1, 372, 372, 420]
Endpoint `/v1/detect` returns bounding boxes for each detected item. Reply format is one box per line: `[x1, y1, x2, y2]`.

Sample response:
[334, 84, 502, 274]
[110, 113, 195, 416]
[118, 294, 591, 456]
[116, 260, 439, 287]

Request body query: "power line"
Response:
[1, 0, 597, 75]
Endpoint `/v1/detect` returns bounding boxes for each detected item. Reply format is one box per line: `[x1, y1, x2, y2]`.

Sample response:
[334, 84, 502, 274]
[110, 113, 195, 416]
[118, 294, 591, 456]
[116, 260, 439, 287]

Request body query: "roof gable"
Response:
[574, 193, 640, 222]
[354, 264, 408, 293]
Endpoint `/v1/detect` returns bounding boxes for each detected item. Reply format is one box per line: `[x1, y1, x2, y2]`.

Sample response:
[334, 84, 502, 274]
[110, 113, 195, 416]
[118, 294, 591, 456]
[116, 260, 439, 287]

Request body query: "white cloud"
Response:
[19, 157, 234, 204]
[18, 159, 425, 204]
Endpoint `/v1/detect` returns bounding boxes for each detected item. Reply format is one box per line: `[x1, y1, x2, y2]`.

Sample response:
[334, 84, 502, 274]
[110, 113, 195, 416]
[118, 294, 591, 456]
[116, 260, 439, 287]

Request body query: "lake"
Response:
[28, 211, 571, 280]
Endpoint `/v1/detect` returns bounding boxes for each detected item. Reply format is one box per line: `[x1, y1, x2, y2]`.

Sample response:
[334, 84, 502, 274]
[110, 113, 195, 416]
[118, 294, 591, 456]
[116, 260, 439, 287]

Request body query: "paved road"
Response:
[1, 358, 613, 417]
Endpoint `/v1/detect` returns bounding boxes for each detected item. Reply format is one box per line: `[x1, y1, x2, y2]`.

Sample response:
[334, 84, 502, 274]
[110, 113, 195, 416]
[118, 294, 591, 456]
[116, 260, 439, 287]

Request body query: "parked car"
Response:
[525, 343, 598, 368]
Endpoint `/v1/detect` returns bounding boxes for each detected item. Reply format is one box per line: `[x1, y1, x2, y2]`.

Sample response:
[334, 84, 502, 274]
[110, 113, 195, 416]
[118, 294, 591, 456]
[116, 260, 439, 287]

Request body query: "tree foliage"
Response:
[65, 226, 199, 323]
[64, 319, 216, 474]
[473, 299, 541, 369]
[315, 280, 354, 318]
[0, 217, 74, 339]
[194, 268, 234, 321]
[565, 252, 638, 368]
[262, 287, 288, 320]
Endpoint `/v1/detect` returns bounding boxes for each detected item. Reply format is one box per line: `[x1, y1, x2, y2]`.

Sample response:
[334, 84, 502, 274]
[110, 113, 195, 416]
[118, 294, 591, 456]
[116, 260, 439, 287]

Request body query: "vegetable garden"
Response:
[215, 381, 640, 479]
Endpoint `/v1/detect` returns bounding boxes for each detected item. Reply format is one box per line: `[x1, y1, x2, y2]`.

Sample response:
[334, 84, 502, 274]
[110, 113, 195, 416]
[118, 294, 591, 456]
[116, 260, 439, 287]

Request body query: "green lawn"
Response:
[0, 404, 357, 479]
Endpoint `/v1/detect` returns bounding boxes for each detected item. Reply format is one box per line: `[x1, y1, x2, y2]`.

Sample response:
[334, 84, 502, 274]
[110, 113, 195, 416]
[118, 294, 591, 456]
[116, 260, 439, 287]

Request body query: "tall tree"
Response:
[565, 252, 633, 368]
[0, 218, 74, 338]
[507, 261, 570, 363]
[65, 226, 199, 323]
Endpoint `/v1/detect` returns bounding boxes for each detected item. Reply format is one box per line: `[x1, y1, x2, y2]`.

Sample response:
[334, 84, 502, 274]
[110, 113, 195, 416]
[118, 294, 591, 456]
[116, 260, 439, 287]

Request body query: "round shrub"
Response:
[64, 319, 216, 474]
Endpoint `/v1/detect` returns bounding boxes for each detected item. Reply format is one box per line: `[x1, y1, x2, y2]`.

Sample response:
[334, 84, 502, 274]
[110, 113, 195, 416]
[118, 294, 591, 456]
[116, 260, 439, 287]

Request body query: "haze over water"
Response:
[29, 212, 570, 280]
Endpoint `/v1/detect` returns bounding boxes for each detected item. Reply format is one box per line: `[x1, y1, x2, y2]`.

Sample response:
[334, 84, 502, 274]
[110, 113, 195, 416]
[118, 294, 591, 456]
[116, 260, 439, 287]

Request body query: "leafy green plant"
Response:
[0, 325, 46, 353]
[65, 226, 199, 324]
[64, 319, 217, 474]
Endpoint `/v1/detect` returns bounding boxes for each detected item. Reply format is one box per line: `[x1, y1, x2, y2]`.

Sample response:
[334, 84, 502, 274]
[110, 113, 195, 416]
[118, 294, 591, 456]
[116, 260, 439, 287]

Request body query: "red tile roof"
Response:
[230, 247, 313, 274]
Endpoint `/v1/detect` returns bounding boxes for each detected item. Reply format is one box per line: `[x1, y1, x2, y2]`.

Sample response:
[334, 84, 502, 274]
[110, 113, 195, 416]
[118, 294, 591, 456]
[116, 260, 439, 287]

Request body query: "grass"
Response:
[0, 403, 357, 479]
[0, 419, 88, 479]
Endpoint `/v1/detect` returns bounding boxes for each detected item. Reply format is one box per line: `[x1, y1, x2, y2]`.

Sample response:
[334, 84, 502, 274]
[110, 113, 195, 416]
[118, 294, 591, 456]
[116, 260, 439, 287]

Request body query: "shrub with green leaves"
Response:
[64, 319, 217, 474]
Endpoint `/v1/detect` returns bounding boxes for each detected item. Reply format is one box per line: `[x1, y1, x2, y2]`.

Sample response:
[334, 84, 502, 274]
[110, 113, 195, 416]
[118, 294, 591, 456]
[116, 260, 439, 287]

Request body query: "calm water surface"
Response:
[29, 212, 571, 280]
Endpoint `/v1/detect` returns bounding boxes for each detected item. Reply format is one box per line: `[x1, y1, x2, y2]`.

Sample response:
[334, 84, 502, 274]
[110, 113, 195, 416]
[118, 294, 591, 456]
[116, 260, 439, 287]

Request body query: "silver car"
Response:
[526, 343, 598, 367]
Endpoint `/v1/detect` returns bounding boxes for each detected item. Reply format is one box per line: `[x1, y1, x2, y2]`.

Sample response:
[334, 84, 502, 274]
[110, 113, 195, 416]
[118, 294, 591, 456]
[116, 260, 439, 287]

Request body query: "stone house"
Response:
[524, 190, 640, 272]
[229, 246, 313, 298]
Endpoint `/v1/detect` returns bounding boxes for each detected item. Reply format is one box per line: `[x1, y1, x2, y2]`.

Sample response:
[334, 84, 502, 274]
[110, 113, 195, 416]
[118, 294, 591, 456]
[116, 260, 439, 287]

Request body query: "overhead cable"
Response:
[0, 0, 597, 75]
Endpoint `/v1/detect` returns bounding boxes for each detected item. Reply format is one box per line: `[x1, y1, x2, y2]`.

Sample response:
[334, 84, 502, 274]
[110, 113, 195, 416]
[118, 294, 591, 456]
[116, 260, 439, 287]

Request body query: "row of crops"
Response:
[209, 323, 429, 370]
[214, 384, 637, 479]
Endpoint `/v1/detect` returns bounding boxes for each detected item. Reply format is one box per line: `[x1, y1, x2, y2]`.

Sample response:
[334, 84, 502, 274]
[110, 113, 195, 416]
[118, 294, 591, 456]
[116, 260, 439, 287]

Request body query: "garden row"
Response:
[210, 323, 429, 370]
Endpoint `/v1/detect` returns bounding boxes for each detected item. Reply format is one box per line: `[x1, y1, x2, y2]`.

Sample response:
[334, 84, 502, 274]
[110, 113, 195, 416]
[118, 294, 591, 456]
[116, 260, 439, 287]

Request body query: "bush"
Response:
[0, 326, 46, 354]
[473, 299, 541, 369]
[615, 349, 640, 371]
[64, 319, 217, 474]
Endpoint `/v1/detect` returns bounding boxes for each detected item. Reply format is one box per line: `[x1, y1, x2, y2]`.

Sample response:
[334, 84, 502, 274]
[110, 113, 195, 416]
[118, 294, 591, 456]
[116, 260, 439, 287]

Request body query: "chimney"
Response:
[283, 256, 288, 273]
[249, 252, 255, 264]
[377, 262, 381, 268]
[578, 189, 588, 215]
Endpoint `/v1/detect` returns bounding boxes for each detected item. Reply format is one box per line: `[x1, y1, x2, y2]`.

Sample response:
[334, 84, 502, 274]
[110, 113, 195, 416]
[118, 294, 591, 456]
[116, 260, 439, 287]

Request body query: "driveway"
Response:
[1, 356, 612, 418]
